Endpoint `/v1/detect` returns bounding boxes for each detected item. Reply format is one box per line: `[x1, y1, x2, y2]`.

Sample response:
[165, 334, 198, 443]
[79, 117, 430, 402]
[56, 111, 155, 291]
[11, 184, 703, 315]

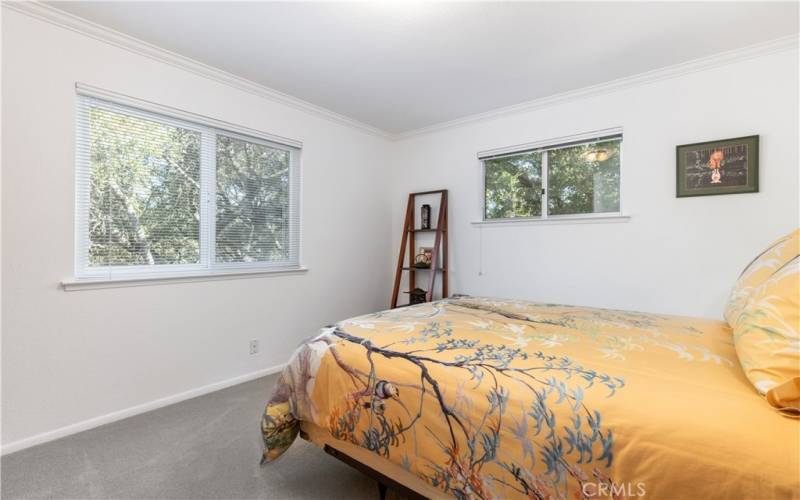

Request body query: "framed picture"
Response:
[414, 247, 433, 268]
[420, 247, 433, 260]
[676, 135, 759, 197]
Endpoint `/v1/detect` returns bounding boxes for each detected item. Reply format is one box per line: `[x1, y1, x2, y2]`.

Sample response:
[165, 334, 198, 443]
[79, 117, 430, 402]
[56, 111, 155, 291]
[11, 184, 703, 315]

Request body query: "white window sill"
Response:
[62, 266, 309, 291]
[471, 213, 631, 227]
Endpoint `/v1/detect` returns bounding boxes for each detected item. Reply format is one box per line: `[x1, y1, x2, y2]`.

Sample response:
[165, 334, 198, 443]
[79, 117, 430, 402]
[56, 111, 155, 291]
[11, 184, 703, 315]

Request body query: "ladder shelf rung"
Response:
[410, 189, 447, 196]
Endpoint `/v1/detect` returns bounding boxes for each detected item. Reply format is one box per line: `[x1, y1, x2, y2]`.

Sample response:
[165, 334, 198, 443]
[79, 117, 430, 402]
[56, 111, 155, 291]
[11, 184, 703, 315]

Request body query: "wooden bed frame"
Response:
[300, 422, 445, 499]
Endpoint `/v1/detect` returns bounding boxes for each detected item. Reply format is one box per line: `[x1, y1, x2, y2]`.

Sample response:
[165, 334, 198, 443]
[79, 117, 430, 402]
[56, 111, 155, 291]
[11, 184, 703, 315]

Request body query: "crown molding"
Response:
[395, 33, 799, 140]
[4, 1, 797, 141]
[2, 0, 392, 139]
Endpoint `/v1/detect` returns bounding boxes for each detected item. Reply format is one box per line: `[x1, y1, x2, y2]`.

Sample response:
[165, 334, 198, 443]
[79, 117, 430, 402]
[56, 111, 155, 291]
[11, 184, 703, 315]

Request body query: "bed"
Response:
[260, 295, 799, 499]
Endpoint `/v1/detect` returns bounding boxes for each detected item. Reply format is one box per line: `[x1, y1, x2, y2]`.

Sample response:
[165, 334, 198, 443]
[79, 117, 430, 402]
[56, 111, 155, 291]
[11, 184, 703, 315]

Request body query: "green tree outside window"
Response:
[484, 138, 620, 220]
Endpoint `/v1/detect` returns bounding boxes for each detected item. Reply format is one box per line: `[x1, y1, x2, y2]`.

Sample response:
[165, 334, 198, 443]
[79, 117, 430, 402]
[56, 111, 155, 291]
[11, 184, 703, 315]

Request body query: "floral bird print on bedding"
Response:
[261, 297, 796, 499]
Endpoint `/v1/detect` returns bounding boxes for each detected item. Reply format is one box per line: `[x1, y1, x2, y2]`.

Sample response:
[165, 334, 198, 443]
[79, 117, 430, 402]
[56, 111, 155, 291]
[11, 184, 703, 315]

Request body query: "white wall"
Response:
[389, 48, 799, 318]
[1, 9, 393, 450]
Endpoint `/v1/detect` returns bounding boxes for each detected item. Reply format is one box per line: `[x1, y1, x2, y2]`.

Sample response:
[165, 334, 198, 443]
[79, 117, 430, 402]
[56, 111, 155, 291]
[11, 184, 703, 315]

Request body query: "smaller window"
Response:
[481, 134, 622, 220]
[484, 151, 543, 219]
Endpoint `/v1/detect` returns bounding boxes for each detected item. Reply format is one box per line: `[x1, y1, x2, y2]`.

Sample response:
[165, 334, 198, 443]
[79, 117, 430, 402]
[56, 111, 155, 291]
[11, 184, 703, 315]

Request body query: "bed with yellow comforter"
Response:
[261, 297, 799, 499]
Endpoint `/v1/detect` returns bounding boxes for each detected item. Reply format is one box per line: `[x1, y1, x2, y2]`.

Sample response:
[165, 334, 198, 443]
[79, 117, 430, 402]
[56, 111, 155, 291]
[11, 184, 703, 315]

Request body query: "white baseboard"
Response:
[1, 363, 286, 456]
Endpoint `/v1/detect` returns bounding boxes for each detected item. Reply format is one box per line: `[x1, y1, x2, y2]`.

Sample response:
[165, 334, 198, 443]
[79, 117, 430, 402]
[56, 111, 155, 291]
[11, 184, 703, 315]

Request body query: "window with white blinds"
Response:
[74, 89, 301, 281]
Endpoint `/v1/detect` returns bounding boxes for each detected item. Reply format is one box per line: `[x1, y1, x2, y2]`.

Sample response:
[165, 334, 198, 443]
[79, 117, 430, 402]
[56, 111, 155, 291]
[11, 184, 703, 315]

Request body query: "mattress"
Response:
[261, 297, 800, 499]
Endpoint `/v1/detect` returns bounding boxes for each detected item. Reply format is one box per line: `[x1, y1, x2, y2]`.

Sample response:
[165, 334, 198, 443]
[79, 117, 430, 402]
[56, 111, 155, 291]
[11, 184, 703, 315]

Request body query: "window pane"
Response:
[484, 152, 542, 219]
[89, 107, 201, 266]
[547, 140, 620, 215]
[216, 135, 290, 263]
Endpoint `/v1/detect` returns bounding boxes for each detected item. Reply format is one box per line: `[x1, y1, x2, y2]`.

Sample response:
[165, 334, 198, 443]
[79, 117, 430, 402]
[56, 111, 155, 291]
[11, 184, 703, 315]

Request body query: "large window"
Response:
[482, 134, 621, 220]
[75, 92, 301, 281]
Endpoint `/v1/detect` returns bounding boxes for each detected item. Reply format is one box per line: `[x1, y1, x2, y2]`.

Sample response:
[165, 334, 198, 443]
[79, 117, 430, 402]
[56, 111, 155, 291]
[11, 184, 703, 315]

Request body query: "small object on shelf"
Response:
[413, 247, 433, 268]
[407, 288, 427, 305]
[420, 204, 431, 229]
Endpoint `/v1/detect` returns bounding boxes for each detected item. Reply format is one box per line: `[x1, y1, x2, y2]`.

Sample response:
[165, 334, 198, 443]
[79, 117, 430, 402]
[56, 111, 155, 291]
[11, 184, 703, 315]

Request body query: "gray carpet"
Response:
[1, 374, 380, 499]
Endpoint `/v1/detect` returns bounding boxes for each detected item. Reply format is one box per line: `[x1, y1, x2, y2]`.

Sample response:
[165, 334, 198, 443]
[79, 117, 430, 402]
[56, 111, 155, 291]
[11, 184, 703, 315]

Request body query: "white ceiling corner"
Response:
[10, 1, 800, 138]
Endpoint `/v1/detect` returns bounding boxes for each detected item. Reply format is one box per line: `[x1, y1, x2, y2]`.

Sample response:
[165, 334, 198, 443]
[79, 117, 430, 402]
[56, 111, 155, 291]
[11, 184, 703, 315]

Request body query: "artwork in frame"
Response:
[676, 135, 759, 197]
[413, 246, 433, 268]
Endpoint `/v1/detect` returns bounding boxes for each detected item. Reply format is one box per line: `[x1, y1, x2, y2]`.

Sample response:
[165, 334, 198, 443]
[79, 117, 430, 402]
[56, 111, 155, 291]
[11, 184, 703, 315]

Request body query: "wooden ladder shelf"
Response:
[391, 190, 448, 308]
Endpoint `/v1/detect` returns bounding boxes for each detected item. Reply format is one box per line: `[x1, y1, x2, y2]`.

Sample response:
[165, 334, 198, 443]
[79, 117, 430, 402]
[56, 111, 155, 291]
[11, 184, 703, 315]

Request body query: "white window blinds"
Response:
[74, 87, 301, 281]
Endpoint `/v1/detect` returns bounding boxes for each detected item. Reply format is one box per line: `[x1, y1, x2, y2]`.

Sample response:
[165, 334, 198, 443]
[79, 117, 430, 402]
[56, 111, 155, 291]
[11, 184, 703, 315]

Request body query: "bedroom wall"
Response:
[388, 46, 799, 319]
[1, 8, 393, 451]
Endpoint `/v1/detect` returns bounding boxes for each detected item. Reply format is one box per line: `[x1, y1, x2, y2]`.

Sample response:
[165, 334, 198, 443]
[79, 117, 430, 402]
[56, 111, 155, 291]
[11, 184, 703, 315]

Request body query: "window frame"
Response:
[71, 84, 303, 286]
[478, 130, 625, 223]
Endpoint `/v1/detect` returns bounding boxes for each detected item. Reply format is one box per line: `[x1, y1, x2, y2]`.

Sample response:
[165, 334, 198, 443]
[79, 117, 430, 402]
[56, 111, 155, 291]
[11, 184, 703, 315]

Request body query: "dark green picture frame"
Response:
[676, 135, 759, 198]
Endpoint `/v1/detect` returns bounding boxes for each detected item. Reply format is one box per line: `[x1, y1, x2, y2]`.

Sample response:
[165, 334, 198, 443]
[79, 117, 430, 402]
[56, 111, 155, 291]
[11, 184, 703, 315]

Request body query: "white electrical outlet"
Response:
[249, 339, 259, 355]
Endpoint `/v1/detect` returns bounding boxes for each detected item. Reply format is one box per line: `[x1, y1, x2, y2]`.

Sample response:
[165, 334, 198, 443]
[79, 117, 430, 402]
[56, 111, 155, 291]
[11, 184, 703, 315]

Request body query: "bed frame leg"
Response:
[377, 481, 387, 500]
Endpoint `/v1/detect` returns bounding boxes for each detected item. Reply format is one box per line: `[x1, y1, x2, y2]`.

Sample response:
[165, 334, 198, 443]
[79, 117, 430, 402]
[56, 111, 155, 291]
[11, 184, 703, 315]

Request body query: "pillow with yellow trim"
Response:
[730, 229, 800, 415]
[725, 229, 799, 329]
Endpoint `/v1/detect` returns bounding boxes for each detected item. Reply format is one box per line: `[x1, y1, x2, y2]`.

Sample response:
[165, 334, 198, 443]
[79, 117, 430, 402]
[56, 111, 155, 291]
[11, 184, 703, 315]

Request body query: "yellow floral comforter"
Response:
[261, 297, 800, 499]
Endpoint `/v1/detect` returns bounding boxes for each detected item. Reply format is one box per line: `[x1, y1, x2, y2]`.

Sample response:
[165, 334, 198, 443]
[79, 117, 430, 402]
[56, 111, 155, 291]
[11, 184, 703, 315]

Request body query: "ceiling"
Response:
[49, 1, 799, 134]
